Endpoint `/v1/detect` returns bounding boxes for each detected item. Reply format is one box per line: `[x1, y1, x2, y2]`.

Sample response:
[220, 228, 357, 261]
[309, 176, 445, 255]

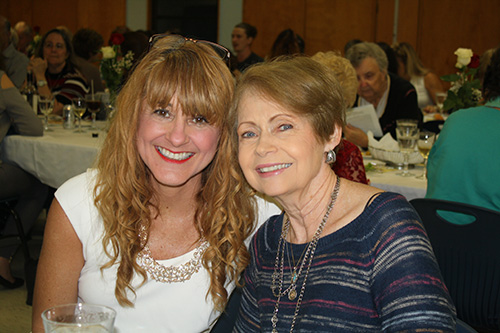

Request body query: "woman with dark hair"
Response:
[28, 28, 88, 115]
[426, 47, 500, 224]
[267, 29, 304, 60]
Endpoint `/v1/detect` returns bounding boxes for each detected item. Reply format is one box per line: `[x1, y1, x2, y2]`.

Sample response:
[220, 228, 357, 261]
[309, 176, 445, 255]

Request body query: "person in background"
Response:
[477, 48, 495, 86]
[0, 16, 29, 89]
[231, 22, 263, 76]
[72, 28, 105, 93]
[14, 21, 33, 56]
[345, 42, 421, 148]
[393, 42, 445, 111]
[267, 29, 304, 60]
[230, 56, 456, 332]
[31, 34, 279, 332]
[343, 38, 362, 55]
[0, 60, 48, 289]
[377, 41, 399, 76]
[426, 47, 500, 224]
[28, 28, 88, 115]
[311, 51, 368, 184]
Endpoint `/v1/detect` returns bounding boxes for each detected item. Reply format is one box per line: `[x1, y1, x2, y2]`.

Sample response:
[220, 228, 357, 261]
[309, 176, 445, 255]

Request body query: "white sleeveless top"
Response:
[411, 75, 434, 109]
[55, 169, 281, 333]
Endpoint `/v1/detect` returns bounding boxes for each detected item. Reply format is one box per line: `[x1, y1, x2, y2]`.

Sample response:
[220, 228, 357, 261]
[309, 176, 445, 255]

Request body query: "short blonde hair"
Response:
[311, 51, 358, 108]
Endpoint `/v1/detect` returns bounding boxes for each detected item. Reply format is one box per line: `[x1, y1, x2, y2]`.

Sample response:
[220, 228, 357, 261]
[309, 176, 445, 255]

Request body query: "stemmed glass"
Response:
[38, 96, 54, 132]
[436, 92, 447, 113]
[72, 97, 87, 133]
[86, 93, 102, 130]
[416, 131, 436, 179]
[396, 120, 419, 177]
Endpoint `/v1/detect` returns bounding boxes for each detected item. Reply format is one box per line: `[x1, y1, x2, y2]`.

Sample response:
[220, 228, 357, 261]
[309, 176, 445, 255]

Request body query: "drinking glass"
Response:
[396, 121, 419, 177]
[436, 92, 447, 113]
[38, 96, 54, 132]
[86, 93, 102, 130]
[42, 303, 116, 332]
[416, 131, 436, 179]
[72, 97, 87, 133]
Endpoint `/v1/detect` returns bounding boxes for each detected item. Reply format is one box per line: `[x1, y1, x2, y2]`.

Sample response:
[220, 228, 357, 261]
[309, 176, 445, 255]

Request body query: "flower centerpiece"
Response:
[27, 26, 41, 57]
[100, 33, 135, 103]
[440, 48, 482, 113]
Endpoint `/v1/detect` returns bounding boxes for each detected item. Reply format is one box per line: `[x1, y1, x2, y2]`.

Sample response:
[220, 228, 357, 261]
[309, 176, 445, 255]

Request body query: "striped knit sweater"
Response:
[46, 63, 88, 106]
[234, 192, 456, 332]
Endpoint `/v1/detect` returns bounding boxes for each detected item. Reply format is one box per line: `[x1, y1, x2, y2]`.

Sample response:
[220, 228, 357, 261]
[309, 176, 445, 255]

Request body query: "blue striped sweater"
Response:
[234, 192, 456, 332]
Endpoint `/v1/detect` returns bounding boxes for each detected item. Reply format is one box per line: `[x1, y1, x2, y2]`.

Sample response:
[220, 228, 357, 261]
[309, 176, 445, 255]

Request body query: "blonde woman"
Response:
[393, 42, 445, 110]
[32, 35, 278, 332]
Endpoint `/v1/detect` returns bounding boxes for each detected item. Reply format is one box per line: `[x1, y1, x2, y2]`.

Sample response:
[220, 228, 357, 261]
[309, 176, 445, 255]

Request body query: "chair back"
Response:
[410, 198, 500, 331]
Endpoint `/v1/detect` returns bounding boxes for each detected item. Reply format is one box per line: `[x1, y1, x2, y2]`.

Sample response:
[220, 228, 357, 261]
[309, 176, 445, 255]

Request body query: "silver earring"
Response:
[325, 149, 336, 165]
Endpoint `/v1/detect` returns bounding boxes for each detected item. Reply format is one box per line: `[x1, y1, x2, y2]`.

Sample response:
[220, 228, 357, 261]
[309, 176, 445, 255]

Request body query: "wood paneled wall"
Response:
[243, 0, 500, 79]
[1, 0, 126, 47]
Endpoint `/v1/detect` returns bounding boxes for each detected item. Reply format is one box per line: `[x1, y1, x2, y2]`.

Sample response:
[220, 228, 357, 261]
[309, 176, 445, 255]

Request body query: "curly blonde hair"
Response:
[93, 35, 255, 311]
[311, 51, 358, 108]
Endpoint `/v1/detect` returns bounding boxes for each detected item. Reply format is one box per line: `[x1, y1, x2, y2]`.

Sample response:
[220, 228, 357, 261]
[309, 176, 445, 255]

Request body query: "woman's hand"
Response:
[344, 124, 369, 149]
[29, 57, 48, 80]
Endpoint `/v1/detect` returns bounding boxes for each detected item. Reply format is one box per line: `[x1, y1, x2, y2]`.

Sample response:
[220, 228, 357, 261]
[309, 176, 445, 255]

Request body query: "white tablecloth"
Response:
[1, 121, 106, 188]
[364, 156, 427, 201]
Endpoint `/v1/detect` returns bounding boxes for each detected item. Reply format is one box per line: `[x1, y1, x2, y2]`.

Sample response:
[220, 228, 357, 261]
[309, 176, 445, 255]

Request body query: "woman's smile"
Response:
[155, 146, 194, 163]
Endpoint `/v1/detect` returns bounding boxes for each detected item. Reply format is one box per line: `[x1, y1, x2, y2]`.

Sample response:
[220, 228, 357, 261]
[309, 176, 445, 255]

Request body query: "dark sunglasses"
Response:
[148, 34, 231, 66]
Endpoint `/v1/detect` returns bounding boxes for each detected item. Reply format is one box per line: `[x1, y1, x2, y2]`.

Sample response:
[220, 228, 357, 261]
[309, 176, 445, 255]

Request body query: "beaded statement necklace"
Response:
[270, 176, 341, 333]
[136, 224, 209, 283]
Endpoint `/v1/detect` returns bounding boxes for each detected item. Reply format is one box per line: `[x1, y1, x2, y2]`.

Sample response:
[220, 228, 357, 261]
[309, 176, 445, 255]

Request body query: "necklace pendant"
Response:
[272, 329, 278, 333]
[291, 271, 298, 284]
[271, 314, 278, 325]
[288, 287, 297, 300]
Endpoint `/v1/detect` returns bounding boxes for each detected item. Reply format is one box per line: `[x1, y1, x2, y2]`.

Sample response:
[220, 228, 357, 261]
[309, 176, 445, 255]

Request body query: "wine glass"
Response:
[72, 97, 87, 133]
[396, 121, 419, 177]
[38, 96, 54, 132]
[416, 131, 436, 179]
[436, 92, 447, 113]
[86, 93, 102, 130]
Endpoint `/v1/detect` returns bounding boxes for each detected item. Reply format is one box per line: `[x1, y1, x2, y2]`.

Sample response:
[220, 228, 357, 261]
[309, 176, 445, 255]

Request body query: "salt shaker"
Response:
[63, 104, 75, 129]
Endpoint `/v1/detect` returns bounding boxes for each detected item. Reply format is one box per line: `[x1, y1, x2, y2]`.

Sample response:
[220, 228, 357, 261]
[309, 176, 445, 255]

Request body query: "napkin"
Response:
[367, 131, 399, 151]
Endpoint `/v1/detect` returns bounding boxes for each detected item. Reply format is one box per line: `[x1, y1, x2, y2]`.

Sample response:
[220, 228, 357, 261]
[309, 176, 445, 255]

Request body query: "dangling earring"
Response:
[325, 149, 336, 165]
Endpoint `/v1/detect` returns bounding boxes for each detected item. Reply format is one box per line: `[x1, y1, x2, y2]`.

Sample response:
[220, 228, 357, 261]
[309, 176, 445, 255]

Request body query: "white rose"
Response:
[101, 46, 116, 60]
[454, 48, 473, 68]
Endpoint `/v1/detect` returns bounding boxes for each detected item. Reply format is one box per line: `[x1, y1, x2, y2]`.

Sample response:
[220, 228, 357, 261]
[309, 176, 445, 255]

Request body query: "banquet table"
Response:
[363, 155, 427, 201]
[1, 121, 107, 189]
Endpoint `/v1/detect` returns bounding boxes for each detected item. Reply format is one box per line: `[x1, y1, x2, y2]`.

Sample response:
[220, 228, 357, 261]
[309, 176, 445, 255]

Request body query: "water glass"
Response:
[396, 123, 419, 177]
[42, 303, 116, 332]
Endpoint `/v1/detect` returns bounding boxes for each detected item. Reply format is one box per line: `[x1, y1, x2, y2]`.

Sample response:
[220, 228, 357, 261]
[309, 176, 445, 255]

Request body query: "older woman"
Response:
[230, 57, 456, 332]
[32, 35, 278, 332]
[28, 28, 88, 115]
[345, 42, 421, 148]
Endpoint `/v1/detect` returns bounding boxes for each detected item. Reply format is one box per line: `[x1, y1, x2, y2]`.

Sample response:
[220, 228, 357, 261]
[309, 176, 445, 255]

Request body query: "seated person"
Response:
[28, 28, 88, 115]
[426, 47, 500, 224]
[393, 42, 445, 111]
[0, 69, 48, 289]
[311, 51, 368, 184]
[72, 28, 105, 93]
[345, 42, 421, 148]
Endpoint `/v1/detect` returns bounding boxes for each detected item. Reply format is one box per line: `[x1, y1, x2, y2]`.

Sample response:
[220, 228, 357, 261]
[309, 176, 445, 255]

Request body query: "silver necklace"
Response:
[136, 224, 209, 283]
[271, 176, 341, 333]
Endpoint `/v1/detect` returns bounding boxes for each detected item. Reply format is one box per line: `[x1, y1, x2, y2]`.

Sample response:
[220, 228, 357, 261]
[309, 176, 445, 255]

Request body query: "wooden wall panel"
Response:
[305, 0, 377, 55]
[418, 0, 500, 79]
[243, 0, 306, 58]
[2, 0, 126, 47]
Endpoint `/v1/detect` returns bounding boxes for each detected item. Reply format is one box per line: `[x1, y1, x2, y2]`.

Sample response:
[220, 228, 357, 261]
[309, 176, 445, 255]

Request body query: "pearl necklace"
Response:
[136, 224, 209, 283]
[271, 176, 341, 333]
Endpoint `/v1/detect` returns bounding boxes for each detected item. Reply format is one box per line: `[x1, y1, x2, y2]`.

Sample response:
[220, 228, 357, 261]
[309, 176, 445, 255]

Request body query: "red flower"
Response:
[109, 33, 125, 46]
[468, 54, 480, 69]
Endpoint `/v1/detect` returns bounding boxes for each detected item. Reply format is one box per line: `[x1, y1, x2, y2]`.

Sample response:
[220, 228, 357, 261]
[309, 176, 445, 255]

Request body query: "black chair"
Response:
[0, 198, 37, 305]
[410, 198, 500, 332]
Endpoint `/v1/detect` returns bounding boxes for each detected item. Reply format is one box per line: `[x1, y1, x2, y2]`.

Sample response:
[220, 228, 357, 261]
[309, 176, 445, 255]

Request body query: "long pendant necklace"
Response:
[271, 176, 341, 333]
